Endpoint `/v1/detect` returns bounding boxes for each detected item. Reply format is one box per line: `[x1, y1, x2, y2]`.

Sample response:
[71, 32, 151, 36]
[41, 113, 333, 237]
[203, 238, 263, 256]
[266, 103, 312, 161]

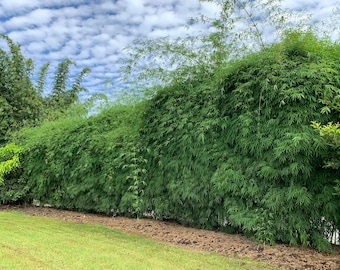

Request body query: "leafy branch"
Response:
[0, 143, 23, 184]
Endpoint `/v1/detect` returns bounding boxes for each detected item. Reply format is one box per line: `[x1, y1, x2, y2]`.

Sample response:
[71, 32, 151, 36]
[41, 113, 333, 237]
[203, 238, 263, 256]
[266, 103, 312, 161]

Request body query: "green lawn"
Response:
[0, 211, 276, 270]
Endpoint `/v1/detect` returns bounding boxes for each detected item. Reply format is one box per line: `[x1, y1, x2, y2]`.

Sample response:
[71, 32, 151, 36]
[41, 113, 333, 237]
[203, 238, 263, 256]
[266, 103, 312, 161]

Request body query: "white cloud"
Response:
[3, 9, 53, 30]
[0, 0, 40, 16]
[7, 28, 47, 44]
[27, 41, 47, 53]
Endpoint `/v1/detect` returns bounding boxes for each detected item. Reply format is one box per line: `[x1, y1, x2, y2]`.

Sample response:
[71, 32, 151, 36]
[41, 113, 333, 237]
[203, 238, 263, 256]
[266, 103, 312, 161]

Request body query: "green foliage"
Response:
[0, 34, 43, 144]
[0, 35, 93, 204]
[312, 122, 340, 169]
[0, 142, 28, 204]
[312, 122, 340, 196]
[0, 35, 92, 144]
[118, 144, 148, 217]
[0, 143, 22, 184]
[140, 81, 223, 228]
[36, 63, 50, 94]
[16, 102, 146, 215]
[309, 32, 340, 197]
[140, 32, 340, 251]
[43, 58, 91, 119]
[12, 30, 339, 251]
[2, 1, 339, 253]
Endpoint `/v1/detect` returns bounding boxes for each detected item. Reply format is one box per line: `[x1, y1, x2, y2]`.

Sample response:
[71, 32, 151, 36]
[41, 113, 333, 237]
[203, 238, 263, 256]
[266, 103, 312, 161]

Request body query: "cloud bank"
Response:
[0, 0, 338, 99]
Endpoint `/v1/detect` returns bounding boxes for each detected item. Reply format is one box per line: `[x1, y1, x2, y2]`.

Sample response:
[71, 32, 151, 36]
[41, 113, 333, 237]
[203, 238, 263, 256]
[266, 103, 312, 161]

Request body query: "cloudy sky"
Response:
[0, 0, 339, 99]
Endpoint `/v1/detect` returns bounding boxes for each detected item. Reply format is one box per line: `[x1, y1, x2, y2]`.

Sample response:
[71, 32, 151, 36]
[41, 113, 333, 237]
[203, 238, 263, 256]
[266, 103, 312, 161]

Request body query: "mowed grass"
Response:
[0, 211, 275, 270]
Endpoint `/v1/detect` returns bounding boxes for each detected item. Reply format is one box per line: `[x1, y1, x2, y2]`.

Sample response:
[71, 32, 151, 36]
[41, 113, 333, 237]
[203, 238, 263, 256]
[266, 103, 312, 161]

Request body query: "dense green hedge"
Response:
[1, 32, 340, 251]
[5, 103, 147, 215]
[141, 32, 340, 250]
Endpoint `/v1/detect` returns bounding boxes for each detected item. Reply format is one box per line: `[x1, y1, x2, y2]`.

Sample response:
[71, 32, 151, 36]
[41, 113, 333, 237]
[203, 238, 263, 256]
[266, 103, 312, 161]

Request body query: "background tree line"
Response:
[0, 34, 91, 145]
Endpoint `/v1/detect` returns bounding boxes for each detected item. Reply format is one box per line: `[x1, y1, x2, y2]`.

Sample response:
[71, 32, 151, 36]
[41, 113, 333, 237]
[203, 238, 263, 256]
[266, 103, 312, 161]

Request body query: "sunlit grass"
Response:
[0, 211, 276, 270]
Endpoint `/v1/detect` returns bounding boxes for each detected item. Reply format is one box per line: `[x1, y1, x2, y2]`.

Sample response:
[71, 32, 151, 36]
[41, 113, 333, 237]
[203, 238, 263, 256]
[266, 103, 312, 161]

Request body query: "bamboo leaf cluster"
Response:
[0, 143, 22, 184]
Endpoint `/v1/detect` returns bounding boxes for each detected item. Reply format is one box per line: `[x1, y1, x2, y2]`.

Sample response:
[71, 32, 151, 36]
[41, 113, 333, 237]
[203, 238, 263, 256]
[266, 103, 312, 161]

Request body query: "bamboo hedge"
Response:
[1, 32, 340, 251]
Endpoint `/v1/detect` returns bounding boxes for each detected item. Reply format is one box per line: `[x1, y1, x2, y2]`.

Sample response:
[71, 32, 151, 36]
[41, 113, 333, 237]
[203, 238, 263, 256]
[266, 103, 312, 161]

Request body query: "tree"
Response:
[40, 59, 91, 120]
[0, 35, 92, 142]
[36, 62, 50, 94]
[0, 34, 43, 144]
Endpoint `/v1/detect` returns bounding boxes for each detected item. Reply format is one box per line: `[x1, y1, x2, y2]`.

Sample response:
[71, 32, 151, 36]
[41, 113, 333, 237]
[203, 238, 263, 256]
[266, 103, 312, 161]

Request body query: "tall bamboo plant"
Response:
[0, 35, 43, 144]
[41, 59, 91, 119]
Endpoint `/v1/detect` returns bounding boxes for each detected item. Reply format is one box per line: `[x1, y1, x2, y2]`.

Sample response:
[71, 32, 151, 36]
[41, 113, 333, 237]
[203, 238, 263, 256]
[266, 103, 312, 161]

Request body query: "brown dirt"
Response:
[1, 205, 339, 270]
